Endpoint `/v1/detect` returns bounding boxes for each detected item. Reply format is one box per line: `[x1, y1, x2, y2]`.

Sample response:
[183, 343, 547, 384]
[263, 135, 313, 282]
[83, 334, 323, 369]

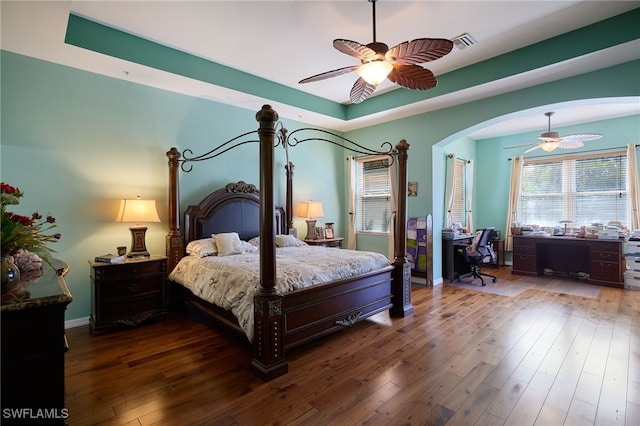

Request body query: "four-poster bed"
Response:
[166, 105, 412, 381]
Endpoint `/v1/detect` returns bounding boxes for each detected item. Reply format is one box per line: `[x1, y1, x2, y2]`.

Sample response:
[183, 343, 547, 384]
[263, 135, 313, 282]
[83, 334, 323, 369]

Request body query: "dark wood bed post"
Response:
[251, 105, 288, 380]
[285, 161, 294, 233]
[166, 147, 184, 271]
[390, 139, 414, 317]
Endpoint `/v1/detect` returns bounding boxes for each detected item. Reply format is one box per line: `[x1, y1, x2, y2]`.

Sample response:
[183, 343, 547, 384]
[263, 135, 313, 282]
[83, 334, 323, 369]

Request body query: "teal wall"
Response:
[343, 60, 640, 280]
[474, 114, 640, 235]
[1, 51, 343, 321]
[2, 49, 639, 321]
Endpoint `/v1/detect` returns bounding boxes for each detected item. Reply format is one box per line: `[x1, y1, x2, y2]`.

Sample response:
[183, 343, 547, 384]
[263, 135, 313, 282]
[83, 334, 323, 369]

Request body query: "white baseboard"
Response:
[411, 276, 444, 286]
[65, 316, 90, 329]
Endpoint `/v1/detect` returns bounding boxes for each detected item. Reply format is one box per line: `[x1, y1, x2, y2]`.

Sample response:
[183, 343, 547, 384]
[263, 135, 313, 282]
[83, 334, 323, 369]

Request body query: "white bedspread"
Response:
[168, 246, 391, 340]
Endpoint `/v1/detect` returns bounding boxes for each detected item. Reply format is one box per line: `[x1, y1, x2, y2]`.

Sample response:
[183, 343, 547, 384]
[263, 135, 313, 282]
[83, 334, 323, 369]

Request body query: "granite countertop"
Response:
[1, 259, 72, 312]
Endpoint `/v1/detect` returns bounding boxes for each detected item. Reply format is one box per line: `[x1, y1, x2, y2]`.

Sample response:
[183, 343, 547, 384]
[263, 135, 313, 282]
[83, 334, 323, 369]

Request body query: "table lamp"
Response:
[297, 201, 324, 240]
[116, 196, 161, 257]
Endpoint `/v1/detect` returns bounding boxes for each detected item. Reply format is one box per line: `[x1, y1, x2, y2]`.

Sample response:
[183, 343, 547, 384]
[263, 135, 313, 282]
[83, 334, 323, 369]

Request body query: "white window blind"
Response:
[451, 159, 466, 226]
[355, 157, 391, 233]
[519, 151, 629, 227]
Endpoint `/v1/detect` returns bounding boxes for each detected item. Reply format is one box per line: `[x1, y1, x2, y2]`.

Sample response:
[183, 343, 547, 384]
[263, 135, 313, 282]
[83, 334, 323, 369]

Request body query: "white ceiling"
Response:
[2, 0, 639, 136]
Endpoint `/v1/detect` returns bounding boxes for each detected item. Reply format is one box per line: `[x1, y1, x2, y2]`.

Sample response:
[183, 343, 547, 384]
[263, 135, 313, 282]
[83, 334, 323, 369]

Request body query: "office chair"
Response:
[455, 227, 498, 286]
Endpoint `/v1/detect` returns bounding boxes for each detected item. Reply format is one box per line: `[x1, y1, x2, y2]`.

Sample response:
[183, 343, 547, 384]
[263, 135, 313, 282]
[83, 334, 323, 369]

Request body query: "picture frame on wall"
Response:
[408, 181, 418, 197]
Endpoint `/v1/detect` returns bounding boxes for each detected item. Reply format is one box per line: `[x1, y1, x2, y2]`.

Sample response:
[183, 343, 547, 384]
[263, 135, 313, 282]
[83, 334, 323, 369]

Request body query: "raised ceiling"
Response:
[2, 1, 639, 135]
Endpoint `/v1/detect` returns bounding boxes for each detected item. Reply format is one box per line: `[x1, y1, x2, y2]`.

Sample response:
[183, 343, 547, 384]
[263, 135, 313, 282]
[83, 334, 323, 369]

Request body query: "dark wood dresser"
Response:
[512, 235, 624, 287]
[89, 255, 168, 334]
[1, 259, 72, 425]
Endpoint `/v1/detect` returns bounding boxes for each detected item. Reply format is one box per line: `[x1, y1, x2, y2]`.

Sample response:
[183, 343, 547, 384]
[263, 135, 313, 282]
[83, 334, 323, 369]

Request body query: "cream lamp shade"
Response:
[539, 140, 561, 152]
[357, 61, 393, 86]
[297, 201, 324, 240]
[116, 197, 160, 257]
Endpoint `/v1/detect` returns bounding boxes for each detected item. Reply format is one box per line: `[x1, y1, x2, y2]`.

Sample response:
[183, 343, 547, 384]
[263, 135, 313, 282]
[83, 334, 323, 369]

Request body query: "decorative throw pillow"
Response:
[186, 238, 217, 258]
[240, 240, 258, 253]
[248, 236, 260, 247]
[275, 234, 306, 247]
[213, 232, 244, 257]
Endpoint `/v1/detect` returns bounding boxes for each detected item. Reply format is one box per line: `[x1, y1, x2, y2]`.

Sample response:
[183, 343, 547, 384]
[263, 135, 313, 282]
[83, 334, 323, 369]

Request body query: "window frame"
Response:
[518, 150, 630, 228]
[354, 155, 392, 234]
[451, 158, 467, 227]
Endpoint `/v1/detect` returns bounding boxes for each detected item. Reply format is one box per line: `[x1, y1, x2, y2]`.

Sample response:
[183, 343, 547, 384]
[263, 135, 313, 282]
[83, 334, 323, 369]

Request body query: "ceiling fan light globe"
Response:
[540, 141, 561, 152]
[357, 61, 393, 86]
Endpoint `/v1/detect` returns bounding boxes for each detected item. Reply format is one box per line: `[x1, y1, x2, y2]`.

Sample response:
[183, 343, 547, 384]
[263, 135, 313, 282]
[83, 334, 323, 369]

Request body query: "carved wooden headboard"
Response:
[183, 181, 285, 244]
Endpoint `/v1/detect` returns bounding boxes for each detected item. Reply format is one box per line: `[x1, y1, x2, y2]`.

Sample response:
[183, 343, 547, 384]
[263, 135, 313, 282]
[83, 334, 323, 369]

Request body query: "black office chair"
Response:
[455, 227, 498, 286]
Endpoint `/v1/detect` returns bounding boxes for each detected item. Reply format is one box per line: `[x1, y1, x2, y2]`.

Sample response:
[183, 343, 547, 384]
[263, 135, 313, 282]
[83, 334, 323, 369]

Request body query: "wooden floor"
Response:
[65, 268, 640, 425]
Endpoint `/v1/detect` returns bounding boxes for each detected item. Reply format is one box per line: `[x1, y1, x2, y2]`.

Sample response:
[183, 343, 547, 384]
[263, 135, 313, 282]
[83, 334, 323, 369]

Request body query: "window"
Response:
[518, 151, 629, 227]
[451, 159, 467, 226]
[355, 156, 391, 233]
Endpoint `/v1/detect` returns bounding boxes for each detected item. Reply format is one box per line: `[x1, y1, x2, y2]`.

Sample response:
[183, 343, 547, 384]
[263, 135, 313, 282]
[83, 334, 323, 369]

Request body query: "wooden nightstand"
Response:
[89, 255, 168, 334]
[304, 237, 344, 248]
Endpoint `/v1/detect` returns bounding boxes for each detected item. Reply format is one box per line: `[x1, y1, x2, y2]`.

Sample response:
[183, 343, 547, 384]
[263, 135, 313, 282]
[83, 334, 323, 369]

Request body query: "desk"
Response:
[442, 236, 504, 281]
[442, 235, 473, 281]
[512, 235, 624, 288]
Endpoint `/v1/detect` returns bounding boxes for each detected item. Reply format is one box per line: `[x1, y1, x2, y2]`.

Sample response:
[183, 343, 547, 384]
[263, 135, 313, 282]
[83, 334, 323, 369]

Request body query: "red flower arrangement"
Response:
[1, 182, 61, 261]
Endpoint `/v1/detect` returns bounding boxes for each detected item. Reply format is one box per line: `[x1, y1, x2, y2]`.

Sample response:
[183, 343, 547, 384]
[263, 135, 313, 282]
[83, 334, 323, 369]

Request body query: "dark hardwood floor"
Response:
[65, 268, 640, 425]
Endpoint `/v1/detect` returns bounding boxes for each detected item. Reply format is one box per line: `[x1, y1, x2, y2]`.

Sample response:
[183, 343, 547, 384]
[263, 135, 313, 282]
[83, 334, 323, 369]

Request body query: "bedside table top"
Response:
[304, 237, 344, 243]
[89, 254, 167, 267]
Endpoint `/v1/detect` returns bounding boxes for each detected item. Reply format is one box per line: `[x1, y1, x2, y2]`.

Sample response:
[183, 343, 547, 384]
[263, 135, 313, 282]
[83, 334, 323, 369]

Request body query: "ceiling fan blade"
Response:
[503, 142, 538, 150]
[350, 78, 376, 104]
[333, 39, 379, 61]
[387, 65, 437, 90]
[561, 133, 603, 143]
[386, 38, 454, 65]
[524, 144, 541, 154]
[299, 65, 360, 84]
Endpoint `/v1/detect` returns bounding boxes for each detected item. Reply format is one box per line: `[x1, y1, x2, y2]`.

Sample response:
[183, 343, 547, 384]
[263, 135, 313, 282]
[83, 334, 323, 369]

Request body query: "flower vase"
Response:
[1, 255, 20, 291]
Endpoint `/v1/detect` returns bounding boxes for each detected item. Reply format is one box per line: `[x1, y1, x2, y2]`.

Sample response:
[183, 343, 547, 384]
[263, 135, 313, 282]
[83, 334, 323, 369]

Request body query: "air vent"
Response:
[451, 33, 477, 51]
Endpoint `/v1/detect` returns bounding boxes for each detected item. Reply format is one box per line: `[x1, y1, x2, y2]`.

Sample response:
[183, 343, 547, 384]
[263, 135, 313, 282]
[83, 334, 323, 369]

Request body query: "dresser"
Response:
[89, 255, 168, 334]
[1, 259, 72, 424]
[512, 235, 624, 287]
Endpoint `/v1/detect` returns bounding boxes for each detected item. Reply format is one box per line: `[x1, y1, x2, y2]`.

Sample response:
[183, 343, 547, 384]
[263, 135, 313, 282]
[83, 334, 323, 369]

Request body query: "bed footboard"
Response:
[283, 266, 394, 350]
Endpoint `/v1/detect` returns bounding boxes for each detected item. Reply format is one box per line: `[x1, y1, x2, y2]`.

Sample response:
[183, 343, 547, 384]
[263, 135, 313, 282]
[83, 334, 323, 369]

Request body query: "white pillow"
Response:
[186, 238, 217, 258]
[248, 236, 260, 247]
[275, 234, 306, 247]
[213, 232, 244, 257]
[240, 240, 258, 253]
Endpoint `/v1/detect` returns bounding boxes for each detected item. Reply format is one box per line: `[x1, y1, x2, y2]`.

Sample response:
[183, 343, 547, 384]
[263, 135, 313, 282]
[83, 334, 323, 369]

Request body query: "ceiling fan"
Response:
[504, 112, 603, 154]
[298, 0, 453, 104]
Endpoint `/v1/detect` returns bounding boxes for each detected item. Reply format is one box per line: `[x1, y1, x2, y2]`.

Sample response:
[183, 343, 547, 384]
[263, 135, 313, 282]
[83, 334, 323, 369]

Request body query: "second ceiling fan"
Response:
[504, 112, 603, 154]
[298, 0, 453, 104]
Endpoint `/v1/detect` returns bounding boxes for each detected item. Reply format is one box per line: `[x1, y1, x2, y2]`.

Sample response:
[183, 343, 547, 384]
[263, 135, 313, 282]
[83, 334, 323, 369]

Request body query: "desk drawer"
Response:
[590, 261, 622, 283]
[590, 241, 622, 253]
[513, 237, 535, 247]
[590, 250, 621, 262]
[513, 254, 536, 273]
[513, 245, 536, 255]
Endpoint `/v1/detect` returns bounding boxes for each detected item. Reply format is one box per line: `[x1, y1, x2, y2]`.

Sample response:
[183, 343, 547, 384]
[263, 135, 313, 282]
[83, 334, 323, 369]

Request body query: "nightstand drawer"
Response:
[92, 260, 166, 282]
[101, 293, 165, 322]
[101, 276, 164, 299]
